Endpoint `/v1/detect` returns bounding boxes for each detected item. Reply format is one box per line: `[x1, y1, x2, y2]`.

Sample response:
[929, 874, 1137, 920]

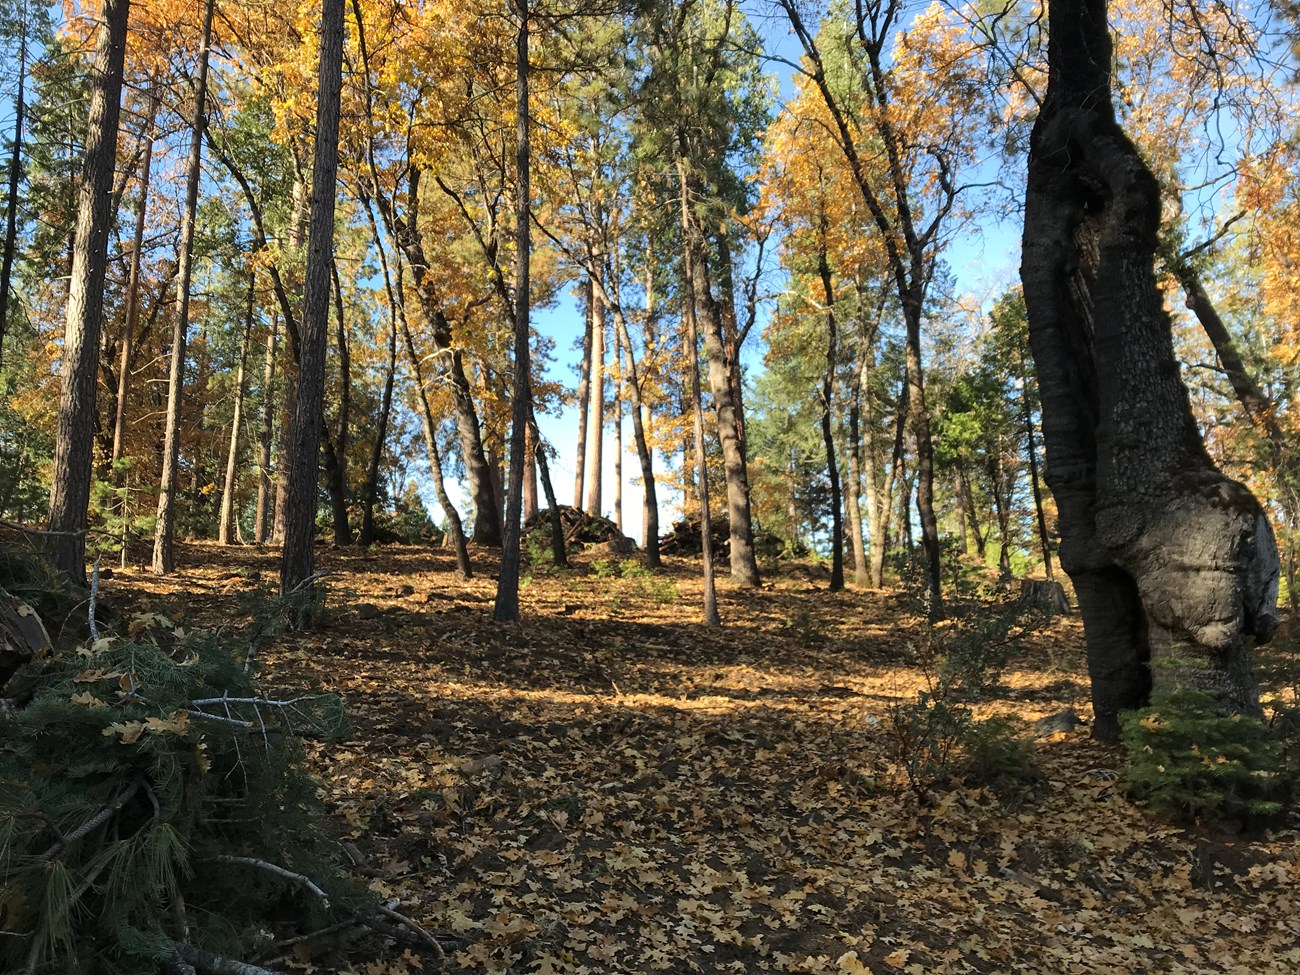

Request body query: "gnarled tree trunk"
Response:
[1021, 0, 1279, 739]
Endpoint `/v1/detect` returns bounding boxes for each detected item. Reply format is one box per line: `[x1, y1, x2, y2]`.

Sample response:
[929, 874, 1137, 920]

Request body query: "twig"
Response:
[88, 559, 101, 643]
[41, 774, 144, 859]
[169, 942, 282, 975]
[373, 904, 447, 961]
[204, 855, 330, 907]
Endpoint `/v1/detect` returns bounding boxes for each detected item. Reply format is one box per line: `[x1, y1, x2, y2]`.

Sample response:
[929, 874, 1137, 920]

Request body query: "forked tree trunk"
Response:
[817, 229, 844, 591]
[47, 0, 130, 585]
[678, 154, 760, 588]
[360, 277, 397, 546]
[1021, 0, 1279, 739]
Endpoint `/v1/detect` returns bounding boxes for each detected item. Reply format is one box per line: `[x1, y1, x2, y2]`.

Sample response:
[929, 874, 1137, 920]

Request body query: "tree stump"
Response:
[1019, 579, 1071, 615]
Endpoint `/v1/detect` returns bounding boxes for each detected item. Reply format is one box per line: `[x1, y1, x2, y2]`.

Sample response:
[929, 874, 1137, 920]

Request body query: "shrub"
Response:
[1120, 688, 1299, 826]
[0, 615, 368, 974]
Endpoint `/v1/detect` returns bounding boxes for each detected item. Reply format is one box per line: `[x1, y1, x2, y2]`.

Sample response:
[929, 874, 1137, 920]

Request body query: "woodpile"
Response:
[524, 506, 637, 553]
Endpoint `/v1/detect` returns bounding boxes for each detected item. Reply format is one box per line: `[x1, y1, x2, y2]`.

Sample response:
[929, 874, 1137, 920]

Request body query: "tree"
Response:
[280, 0, 345, 598]
[1020, 0, 1279, 739]
[153, 0, 216, 574]
[46, 0, 131, 584]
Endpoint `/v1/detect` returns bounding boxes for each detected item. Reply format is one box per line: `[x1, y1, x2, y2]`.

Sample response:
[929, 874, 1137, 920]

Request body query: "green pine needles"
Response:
[1121, 687, 1299, 827]
[0, 615, 367, 974]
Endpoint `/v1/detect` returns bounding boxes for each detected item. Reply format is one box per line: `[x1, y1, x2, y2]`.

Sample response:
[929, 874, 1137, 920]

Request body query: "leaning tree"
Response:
[1021, 0, 1280, 739]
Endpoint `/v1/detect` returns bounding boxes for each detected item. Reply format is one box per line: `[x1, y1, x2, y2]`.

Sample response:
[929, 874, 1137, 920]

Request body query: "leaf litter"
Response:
[111, 543, 1300, 975]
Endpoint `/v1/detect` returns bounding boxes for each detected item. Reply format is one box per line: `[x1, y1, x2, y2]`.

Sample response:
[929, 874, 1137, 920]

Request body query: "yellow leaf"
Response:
[70, 692, 107, 709]
[947, 849, 967, 873]
[884, 948, 910, 968]
[144, 712, 190, 735]
[837, 950, 871, 973]
[103, 721, 145, 744]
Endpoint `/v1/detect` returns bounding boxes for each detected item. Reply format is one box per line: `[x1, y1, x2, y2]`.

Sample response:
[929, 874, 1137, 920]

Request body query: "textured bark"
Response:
[678, 157, 759, 588]
[280, 0, 344, 597]
[153, 0, 214, 575]
[1021, 0, 1278, 738]
[844, 387, 868, 586]
[47, 0, 129, 585]
[612, 320, 624, 532]
[495, 3, 531, 623]
[218, 270, 255, 545]
[685, 271, 720, 627]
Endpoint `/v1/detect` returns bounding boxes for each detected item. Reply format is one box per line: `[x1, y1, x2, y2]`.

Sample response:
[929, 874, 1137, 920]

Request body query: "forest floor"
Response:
[105, 542, 1300, 975]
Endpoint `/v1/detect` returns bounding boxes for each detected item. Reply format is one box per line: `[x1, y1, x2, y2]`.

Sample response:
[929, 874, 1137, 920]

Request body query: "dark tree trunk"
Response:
[280, 0, 344, 597]
[47, 0, 130, 585]
[817, 230, 843, 591]
[254, 311, 277, 543]
[153, 0, 214, 575]
[495, 1, 531, 623]
[685, 272, 720, 627]
[0, 23, 27, 371]
[1021, 0, 1278, 739]
[110, 91, 158, 468]
[218, 268, 255, 545]
[322, 259, 351, 546]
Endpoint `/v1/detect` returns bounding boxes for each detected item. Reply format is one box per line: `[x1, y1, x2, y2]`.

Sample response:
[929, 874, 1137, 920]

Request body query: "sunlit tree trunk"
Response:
[360, 263, 397, 546]
[321, 259, 351, 546]
[573, 278, 593, 510]
[47, 0, 129, 584]
[280, 0, 344, 597]
[585, 273, 605, 516]
[1022, 0, 1278, 738]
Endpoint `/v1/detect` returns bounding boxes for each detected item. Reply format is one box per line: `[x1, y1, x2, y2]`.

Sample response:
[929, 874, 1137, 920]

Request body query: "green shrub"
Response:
[1120, 688, 1299, 826]
[0, 618, 367, 973]
[957, 716, 1039, 793]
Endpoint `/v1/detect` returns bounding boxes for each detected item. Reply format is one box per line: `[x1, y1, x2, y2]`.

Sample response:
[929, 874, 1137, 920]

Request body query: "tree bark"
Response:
[1024, 393, 1054, 581]
[678, 154, 760, 588]
[321, 258, 351, 546]
[360, 240, 397, 546]
[495, 0, 531, 623]
[612, 316, 623, 532]
[685, 266, 719, 627]
[47, 0, 130, 585]
[218, 269, 255, 545]
[1021, 0, 1278, 738]
[817, 229, 844, 591]
[153, 0, 214, 574]
[280, 0, 344, 597]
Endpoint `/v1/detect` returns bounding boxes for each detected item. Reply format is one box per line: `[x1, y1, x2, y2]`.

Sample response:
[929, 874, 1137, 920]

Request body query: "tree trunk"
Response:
[817, 230, 844, 591]
[218, 270, 255, 545]
[1021, 0, 1278, 739]
[573, 277, 593, 509]
[274, 168, 310, 544]
[585, 279, 605, 516]
[495, 1, 531, 623]
[612, 318, 623, 532]
[398, 265, 471, 578]
[844, 390, 868, 585]
[254, 311, 277, 544]
[593, 276, 660, 566]
[0, 20, 27, 371]
[321, 259, 351, 546]
[152, 0, 214, 575]
[47, 0, 130, 585]
[523, 424, 537, 522]
[686, 269, 719, 626]
[678, 155, 759, 588]
[110, 91, 158, 468]
[960, 466, 987, 560]
[989, 455, 1013, 579]
[953, 470, 969, 556]
[280, 0, 344, 597]
[1024, 394, 1054, 581]
[360, 257, 397, 546]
